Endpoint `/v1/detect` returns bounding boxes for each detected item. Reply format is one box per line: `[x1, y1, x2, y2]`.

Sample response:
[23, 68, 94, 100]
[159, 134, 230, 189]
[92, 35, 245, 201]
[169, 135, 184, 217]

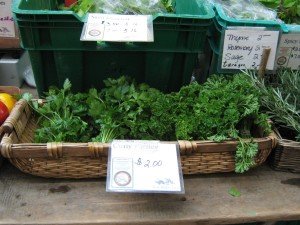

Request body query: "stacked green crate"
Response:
[13, 0, 214, 96]
[207, 4, 283, 75]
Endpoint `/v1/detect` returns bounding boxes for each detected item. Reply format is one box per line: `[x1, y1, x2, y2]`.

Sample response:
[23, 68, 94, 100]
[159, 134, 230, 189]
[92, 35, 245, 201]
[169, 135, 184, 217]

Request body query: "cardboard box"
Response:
[0, 0, 20, 49]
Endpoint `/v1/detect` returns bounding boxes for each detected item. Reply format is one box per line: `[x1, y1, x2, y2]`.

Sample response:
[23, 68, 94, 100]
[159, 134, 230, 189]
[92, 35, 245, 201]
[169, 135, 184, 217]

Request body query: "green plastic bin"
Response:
[207, 4, 283, 74]
[29, 50, 199, 96]
[12, 0, 214, 96]
[13, 0, 215, 52]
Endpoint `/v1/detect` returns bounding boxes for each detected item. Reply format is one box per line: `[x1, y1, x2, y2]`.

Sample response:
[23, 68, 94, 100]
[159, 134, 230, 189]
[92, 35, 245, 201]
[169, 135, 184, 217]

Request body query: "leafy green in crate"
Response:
[58, 0, 174, 16]
[259, 0, 300, 24]
[212, 0, 278, 21]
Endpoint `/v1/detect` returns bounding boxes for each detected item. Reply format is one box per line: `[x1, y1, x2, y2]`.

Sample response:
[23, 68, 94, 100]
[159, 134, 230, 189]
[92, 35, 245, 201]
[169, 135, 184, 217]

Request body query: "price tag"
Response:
[276, 33, 300, 70]
[107, 140, 184, 193]
[0, 0, 15, 37]
[81, 13, 154, 42]
[221, 28, 279, 70]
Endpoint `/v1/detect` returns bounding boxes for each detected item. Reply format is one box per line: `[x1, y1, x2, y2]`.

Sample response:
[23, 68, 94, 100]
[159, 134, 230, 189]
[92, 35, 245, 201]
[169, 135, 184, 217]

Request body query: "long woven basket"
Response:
[269, 139, 300, 173]
[0, 99, 277, 178]
[0, 86, 21, 167]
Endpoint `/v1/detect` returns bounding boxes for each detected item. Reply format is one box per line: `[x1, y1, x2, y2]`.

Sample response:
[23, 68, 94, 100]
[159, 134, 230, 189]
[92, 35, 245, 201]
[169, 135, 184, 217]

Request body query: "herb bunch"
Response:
[87, 75, 270, 173]
[58, 0, 174, 17]
[245, 69, 300, 141]
[24, 80, 92, 143]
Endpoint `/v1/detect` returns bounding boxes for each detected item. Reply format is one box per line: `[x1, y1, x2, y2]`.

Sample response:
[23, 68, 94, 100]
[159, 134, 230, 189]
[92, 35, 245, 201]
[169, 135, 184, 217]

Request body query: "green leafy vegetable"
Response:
[87, 75, 270, 173]
[259, 0, 300, 24]
[23, 73, 270, 173]
[30, 79, 91, 143]
[58, 0, 174, 16]
[235, 139, 258, 173]
[228, 187, 241, 197]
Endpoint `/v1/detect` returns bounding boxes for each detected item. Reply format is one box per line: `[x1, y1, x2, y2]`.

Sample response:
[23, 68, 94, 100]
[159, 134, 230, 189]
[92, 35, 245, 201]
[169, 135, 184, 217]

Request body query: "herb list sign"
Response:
[276, 33, 300, 70]
[221, 28, 279, 70]
[0, 0, 15, 37]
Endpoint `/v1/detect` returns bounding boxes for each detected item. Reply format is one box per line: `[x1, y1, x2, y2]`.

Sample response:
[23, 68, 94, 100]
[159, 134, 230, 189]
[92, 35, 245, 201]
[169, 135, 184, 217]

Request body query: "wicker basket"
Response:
[0, 99, 277, 178]
[0, 86, 21, 167]
[269, 139, 300, 173]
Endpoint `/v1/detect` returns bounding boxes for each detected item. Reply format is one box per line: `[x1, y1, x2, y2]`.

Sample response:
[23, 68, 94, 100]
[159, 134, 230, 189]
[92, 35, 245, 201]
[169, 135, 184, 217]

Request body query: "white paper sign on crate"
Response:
[0, 0, 16, 38]
[221, 28, 280, 70]
[276, 33, 300, 70]
[81, 13, 154, 42]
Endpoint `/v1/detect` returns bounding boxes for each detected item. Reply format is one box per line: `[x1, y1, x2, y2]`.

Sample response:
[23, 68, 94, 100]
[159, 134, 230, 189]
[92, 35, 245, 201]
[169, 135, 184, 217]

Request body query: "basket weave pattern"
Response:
[270, 139, 300, 173]
[0, 99, 277, 178]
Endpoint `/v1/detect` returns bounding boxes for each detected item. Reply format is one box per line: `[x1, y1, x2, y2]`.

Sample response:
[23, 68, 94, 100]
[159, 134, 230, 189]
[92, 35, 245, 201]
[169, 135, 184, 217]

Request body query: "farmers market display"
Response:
[19, 74, 272, 174]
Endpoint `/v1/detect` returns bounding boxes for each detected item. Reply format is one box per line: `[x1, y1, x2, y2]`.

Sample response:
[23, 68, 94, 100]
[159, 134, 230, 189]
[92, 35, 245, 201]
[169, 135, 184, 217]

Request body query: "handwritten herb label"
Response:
[276, 33, 300, 70]
[107, 140, 184, 193]
[221, 29, 279, 70]
[0, 0, 15, 37]
[81, 13, 154, 42]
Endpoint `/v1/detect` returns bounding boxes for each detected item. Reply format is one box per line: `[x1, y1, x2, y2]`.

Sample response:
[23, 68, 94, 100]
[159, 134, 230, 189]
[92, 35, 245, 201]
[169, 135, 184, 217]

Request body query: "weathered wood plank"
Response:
[0, 163, 299, 225]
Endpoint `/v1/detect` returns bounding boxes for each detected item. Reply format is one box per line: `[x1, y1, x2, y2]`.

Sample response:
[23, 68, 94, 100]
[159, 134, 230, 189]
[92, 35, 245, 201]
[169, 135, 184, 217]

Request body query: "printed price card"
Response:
[0, 0, 15, 37]
[107, 140, 184, 193]
[221, 28, 279, 70]
[276, 33, 300, 70]
[81, 13, 154, 42]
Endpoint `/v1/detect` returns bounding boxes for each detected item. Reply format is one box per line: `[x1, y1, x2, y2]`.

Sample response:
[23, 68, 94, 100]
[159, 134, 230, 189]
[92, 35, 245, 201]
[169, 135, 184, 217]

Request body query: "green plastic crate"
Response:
[207, 4, 283, 74]
[13, 0, 215, 52]
[208, 4, 283, 54]
[282, 24, 300, 33]
[12, 0, 214, 96]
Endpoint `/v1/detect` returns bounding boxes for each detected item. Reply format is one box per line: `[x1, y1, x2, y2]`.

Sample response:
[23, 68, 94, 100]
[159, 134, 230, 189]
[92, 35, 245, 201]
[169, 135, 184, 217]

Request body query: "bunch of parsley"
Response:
[25, 80, 93, 143]
[87, 76, 174, 141]
[87, 75, 270, 172]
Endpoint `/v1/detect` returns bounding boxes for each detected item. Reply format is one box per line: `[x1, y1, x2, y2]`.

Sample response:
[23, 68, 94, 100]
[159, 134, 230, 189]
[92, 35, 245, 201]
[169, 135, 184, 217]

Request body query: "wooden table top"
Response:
[0, 162, 299, 225]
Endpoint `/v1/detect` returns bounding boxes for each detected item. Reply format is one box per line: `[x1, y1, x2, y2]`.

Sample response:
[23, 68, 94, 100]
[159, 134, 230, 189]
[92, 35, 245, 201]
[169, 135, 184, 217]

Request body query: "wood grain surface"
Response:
[0, 163, 299, 225]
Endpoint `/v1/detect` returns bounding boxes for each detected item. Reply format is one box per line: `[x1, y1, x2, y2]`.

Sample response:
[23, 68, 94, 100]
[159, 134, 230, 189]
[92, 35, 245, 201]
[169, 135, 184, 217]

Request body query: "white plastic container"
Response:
[0, 51, 33, 87]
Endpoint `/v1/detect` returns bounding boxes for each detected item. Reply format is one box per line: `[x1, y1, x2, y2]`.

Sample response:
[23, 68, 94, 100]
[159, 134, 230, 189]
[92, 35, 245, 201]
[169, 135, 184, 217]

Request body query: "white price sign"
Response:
[221, 28, 279, 70]
[0, 0, 15, 37]
[276, 33, 300, 70]
[81, 13, 154, 42]
[107, 140, 184, 193]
